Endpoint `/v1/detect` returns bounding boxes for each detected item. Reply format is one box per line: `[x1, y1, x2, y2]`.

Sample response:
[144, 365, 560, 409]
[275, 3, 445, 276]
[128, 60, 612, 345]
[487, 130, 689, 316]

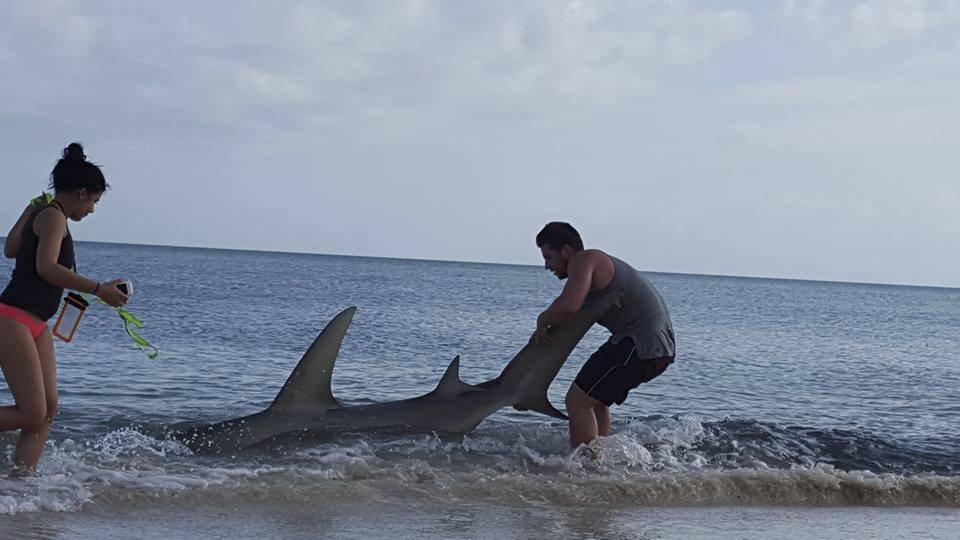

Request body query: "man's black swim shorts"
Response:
[574, 337, 673, 406]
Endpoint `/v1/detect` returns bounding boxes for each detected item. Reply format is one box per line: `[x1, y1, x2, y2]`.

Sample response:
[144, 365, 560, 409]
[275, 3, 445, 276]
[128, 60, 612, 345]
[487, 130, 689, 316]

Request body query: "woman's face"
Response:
[71, 189, 103, 221]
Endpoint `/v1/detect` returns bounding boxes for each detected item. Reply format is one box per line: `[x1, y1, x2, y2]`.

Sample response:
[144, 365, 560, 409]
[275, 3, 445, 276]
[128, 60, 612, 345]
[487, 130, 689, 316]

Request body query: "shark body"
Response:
[174, 290, 621, 453]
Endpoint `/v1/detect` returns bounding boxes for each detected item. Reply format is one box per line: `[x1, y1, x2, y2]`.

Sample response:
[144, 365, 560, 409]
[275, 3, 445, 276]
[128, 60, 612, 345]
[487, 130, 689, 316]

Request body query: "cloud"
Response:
[0, 1, 753, 145]
[780, 0, 960, 49]
[2, 2, 957, 287]
[850, 0, 935, 47]
[780, 0, 830, 23]
[929, 185, 960, 235]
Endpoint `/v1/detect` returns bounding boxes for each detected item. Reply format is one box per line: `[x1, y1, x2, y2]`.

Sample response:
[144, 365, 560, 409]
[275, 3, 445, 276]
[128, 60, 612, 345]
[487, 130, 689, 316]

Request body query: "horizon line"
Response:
[18, 237, 951, 292]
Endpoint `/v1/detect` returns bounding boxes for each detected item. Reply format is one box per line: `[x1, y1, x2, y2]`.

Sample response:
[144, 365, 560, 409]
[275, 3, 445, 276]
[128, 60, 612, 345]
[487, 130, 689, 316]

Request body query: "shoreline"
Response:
[1, 498, 957, 539]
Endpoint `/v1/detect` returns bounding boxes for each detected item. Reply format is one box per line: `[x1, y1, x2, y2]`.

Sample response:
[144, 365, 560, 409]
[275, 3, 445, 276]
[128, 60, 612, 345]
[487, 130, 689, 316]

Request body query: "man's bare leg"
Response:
[594, 403, 611, 437]
[565, 384, 602, 447]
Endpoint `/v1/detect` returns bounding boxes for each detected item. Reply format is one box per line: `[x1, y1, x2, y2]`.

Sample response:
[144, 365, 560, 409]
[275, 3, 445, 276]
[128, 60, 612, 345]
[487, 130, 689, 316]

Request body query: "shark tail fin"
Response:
[433, 356, 486, 396]
[497, 290, 626, 421]
[269, 307, 356, 413]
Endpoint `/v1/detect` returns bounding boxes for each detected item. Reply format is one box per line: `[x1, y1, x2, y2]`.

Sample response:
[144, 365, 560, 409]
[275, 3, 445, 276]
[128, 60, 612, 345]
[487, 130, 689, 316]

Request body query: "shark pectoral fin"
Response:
[269, 307, 356, 412]
[518, 397, 568, 420]
[433, 356, 484, 396]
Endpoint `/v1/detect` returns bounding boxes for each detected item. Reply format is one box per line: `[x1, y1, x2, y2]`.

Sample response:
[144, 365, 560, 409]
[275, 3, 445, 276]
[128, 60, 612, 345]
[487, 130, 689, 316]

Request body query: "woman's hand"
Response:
[96, 279, 129, 307]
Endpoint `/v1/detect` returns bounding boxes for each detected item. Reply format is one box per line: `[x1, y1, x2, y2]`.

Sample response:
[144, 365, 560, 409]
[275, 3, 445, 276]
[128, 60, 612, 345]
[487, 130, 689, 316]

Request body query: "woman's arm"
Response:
[4, 204, 34, 258]
[34, 208, 129, 307]
[34, 207, 98, 292]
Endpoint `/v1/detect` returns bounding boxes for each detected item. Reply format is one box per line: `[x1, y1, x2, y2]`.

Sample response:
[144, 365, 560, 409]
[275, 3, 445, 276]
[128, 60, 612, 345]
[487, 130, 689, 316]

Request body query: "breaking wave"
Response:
[1, 415, 958, 515]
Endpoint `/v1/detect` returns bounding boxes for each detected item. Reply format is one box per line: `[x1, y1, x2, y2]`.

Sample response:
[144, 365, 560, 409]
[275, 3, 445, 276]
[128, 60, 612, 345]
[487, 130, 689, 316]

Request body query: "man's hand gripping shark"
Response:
[173, 290, 623, 453]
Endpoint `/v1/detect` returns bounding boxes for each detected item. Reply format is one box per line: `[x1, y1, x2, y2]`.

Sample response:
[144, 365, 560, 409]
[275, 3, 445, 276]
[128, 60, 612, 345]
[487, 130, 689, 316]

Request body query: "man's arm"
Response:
[540, 255, 594, 325]
[532, 254, 595, 343]
[4, 205, 33, 258]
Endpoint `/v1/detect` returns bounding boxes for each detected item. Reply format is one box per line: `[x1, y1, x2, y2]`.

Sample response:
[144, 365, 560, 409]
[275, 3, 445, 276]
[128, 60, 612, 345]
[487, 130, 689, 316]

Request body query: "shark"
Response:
[173, 290, 622, 453]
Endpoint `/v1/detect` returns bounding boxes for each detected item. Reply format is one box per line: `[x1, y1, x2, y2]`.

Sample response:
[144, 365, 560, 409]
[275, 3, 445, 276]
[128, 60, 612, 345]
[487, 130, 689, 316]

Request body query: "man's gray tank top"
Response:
[585, 254, 676, 359]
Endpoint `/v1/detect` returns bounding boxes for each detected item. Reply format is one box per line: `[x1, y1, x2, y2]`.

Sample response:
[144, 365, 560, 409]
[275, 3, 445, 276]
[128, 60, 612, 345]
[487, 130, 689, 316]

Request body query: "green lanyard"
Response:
[33, 192, 160, 359]
[31, 192, 54, 206]
[75, 290, 160, 360]
[92, 299, 160, 360]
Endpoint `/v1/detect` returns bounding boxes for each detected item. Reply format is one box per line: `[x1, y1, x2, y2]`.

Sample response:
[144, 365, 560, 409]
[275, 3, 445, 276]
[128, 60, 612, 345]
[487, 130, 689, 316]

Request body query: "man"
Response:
[531, 222, 675, 448]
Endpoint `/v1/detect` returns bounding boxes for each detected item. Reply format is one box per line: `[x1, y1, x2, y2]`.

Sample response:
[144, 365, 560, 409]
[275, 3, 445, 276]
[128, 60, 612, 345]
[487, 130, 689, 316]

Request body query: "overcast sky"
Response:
[1, 1, 957, 287]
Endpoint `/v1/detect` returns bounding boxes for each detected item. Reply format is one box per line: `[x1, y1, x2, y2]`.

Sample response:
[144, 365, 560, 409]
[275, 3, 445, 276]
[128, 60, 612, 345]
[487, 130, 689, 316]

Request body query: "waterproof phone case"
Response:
[117, 280, 133, 296]
[52, 293, 89, 343]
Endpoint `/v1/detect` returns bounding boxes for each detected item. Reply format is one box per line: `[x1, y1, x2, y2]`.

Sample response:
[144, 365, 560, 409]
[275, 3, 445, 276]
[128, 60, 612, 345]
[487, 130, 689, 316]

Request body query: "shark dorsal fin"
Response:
[433, 356, 483, 396]
[269, 307, 356, 412]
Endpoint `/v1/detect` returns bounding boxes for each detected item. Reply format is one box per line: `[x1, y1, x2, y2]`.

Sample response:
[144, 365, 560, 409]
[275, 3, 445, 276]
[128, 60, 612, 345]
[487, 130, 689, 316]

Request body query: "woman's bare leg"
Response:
[0, 318, 49, 470]
[14, 328, 57, 470]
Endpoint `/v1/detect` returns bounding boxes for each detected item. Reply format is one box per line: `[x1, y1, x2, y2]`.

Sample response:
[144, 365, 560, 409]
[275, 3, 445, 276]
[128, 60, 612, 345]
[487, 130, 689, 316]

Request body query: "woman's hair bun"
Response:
[50, 142, 107, 193]
[63, 142, 86, 162]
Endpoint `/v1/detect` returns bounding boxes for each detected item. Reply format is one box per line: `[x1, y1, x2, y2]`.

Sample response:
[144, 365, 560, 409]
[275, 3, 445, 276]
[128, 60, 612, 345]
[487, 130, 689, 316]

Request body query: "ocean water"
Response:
[0, 242, 957, 538]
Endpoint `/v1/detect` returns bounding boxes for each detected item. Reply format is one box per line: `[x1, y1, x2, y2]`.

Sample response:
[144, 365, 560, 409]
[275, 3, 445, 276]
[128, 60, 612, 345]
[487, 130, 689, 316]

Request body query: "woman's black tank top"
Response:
[0, 203, 76, 321]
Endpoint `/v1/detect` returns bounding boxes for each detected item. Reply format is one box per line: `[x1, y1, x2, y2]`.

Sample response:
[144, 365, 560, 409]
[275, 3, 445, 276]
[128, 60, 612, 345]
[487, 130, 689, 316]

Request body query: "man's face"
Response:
[540, 245, 571, 280]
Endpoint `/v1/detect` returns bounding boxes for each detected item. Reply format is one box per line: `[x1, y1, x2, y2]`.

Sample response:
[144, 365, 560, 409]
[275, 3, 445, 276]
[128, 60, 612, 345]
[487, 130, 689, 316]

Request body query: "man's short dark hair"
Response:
[536, 222, 584, 252]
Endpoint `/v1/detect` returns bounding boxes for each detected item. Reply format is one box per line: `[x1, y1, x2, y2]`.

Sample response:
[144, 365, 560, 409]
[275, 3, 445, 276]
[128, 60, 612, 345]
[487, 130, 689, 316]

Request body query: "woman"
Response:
[0, 143, 127, 473]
